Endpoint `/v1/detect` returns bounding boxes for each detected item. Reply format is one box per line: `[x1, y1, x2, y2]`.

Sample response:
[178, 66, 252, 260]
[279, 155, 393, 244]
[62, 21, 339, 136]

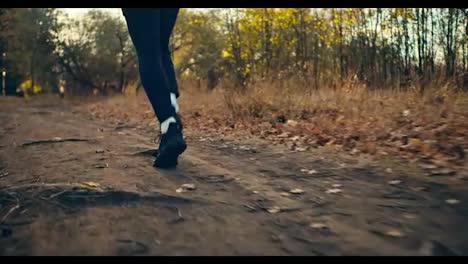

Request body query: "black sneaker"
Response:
[154, 116, 187, 168]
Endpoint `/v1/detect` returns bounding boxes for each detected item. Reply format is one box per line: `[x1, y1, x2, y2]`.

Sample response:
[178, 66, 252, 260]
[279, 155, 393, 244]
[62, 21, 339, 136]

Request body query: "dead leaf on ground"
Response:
[286, 120, 298, 127]
[176, 183, 196, 193]
[332, 184, 342, 188]
[403, 214, 417, 219]
[350, 148, 360, 155]
[408, 138, 422, 148]
[267, 206, 281, 214]
[94, 163, 108, 169]
[290, 188, 305, 195]
[310, 223, 328, 229]
[388, 180, 402, 185]
[430, 168, 455, 176]
[82, 181, 101, 188]
[326, 188, 342, 194]
[445, 199, 460, 205]
[301, 168, 318, 175]
[412, 186, 427, 192]
[181, 183, 196, 190]
[291, 136, 300, 141]
[419, 163, 438, 170]
[386, 230, 405, 238]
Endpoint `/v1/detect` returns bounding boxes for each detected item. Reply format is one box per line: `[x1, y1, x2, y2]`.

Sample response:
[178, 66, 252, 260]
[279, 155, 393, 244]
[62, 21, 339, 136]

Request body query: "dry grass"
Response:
[83, 77, 468, 172]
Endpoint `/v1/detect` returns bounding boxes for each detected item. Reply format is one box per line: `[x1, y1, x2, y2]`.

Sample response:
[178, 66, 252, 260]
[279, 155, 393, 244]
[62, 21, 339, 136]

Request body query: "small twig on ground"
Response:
[1, 204, 20, 223]
[206, 178, 235, 183]
[45, 189, 70, 200]
[20, 138, 89, 147]
[130, 149, 157, 157]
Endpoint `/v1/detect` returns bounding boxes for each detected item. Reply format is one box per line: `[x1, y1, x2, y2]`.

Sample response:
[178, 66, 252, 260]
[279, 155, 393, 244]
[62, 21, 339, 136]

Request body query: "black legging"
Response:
[122, 8, 179, 123]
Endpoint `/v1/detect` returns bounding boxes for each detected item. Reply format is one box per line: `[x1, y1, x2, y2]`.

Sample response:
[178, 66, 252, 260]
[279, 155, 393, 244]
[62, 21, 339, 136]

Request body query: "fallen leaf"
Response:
[267, 206, 281, 214]
[445, 199, 460, 205]
[350, 148, 360, 155]
[286, 120, 298, 127]
[83, 181, 100, 188]
[386, 230, 405, 238]
[409, 138, 422, 148]
[419, 163, 438, 170]
[430, 168, 455, 176]
[403, 214, 417, 219]
[326, 188, 342, 194]
[309, 223, 328, 229]
[253, 190, 259, 194]
[402, 110, 410, 117]
[307, 170, 318, 175]
[291, 136, 300, 141]
[290, 188, 305, 195]
[332, 184, 342, 188]
[181, 183, 196, 191]
[388, 180, 402, 185]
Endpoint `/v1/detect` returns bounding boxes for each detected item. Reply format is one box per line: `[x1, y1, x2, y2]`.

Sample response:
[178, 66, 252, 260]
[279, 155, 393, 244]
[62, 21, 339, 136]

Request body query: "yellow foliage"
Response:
[222, 49, 232, 58]
[19, 79, 42, 94]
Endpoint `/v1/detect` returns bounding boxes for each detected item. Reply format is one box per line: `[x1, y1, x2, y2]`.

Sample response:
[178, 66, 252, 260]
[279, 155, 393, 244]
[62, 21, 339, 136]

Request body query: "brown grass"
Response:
[82, 77, 468, 171]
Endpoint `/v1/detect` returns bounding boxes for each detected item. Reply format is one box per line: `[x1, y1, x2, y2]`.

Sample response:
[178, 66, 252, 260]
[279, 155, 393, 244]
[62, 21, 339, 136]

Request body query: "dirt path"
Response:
[1, 96, 468, 256]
